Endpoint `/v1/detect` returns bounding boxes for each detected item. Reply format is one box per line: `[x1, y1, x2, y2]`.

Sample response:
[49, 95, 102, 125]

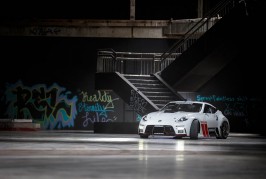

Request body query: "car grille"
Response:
[145, 125, 176, 136]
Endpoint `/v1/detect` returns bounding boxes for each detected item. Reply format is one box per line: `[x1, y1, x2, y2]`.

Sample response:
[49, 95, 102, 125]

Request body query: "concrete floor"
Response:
[0, 131, 266, 179]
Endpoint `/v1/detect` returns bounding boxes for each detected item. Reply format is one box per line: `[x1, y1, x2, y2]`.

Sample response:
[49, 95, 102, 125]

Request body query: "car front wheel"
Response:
[139, 134, 149, 139]
[190, 119, 199, 139]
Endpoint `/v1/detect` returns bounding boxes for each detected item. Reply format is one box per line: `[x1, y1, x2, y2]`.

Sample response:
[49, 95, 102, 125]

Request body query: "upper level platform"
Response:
[0, 18, 213, 38]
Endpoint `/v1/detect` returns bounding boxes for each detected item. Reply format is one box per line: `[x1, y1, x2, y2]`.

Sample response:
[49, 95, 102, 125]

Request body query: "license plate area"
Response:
[153, 126, 164, 134]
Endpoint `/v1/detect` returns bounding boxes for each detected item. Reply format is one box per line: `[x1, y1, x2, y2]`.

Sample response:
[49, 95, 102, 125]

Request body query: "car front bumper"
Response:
[139, 124, 187, 136]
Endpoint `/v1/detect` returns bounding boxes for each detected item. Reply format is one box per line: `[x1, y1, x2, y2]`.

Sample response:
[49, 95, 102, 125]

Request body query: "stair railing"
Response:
[97, 48, 117, 73]
[97, 49, 180, 75]
[160, 0, 237, 70]
[97, 0, 243, 75]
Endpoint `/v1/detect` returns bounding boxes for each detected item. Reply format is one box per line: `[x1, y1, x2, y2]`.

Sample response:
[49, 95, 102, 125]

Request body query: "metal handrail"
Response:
[96, 0, 243, 75]
[160, 0, 236, 64]
[97, 49, 178, 75]
[97, 48, 117, 59]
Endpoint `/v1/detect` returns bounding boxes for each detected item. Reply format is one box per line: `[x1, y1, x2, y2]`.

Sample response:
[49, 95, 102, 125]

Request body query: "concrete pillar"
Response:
[130, 0, 135, 20]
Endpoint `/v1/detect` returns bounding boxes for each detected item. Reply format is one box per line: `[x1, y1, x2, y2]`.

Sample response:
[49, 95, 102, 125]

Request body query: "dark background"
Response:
[1, 0, 266, 134]
[0, 0, 221, 20]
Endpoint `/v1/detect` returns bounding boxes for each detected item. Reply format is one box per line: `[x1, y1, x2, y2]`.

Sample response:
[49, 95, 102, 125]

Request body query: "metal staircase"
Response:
[95, 0, 244, 115]
[123, 74, 182, 109]
[95, 49, 183, 115]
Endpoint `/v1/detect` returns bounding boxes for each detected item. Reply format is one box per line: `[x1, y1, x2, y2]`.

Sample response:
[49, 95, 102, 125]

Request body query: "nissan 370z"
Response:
[138, 101, 230, 139]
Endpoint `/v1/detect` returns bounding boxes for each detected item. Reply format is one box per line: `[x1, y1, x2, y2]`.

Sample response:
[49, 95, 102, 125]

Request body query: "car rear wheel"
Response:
[216, 121, 230, 139]
[190, 119, 199, 139]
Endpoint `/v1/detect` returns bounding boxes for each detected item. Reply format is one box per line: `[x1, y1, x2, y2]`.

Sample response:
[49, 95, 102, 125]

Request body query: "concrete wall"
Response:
[0, 36, 176, 130]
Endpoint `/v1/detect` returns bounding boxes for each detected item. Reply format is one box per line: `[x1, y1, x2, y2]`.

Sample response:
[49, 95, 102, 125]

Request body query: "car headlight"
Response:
[142, 115, 147, 122]
[178, 117, 188, 122]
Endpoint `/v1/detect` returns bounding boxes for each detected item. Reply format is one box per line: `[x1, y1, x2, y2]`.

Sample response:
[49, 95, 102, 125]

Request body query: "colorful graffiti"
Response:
[196, 95, 247, 103]
[130, 90, 147, 114]
[78, 90, 119, 127]
[30, 27, 61, 36]
[196, 95, 248, 117]
[136, 113, 142, 122]
[4, 81, 77, 129]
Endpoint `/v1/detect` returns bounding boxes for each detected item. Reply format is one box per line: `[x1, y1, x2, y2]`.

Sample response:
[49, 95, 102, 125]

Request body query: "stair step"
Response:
[144, 95, 178, 100]
[123, 74, 155, 80]
[132, 83, 164, 88]
[137, 87, 170, 92]
[143, 92, 176, 96]
[123, 74, 183, 110]
[151, 99, 172, 104]
[142, 91, 173, 95]
[127, 79, 159, 84]
[146, 95, 176, 99]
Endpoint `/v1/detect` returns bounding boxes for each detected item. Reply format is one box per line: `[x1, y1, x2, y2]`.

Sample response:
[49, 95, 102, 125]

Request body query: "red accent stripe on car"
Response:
[201, 121, 209, 137]
[201, 123, 206, 137]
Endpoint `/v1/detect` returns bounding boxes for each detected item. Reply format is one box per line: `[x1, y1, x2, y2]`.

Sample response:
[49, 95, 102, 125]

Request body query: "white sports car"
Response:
[138, 101, 230, 139]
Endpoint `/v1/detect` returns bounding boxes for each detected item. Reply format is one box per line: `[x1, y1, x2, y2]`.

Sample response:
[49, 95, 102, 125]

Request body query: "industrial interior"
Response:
[0, 0, 266, 178]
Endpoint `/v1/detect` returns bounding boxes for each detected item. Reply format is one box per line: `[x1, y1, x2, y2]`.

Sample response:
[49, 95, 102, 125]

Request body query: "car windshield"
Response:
[161, 103, 202, 113]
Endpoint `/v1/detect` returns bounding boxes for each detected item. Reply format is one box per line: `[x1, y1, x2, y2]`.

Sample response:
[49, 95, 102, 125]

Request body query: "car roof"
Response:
[168, 101, 215, 107]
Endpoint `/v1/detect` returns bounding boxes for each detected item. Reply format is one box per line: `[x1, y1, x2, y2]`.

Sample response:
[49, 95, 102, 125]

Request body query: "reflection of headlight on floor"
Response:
[175, 140, 185, 151]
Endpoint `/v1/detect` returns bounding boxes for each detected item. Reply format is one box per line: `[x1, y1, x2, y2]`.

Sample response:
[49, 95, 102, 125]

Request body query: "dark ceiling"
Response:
[0, 0, 221, 20]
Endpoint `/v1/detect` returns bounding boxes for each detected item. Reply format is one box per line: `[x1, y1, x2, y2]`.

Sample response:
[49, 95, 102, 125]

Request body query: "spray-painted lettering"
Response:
[196, 94, 248, 117]
[30, 27, 61, 36]
[130, 90, 147, 114]
[4, 81, 77, 129]
[82, 112, 117, 127]
[78, 90, 118, 127]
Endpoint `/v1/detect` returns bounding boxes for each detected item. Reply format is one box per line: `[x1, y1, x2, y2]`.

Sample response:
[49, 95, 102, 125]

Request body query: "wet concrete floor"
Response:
[0, 131, 266, 179]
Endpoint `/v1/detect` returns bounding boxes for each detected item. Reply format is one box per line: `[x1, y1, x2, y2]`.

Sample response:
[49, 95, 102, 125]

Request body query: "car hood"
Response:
[146, 111, 196, 121]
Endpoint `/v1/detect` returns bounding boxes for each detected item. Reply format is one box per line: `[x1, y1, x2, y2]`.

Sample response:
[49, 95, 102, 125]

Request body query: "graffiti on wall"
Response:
[196, 95, 248, 117]
[4, 81, 77, 129]
[78, 90, 119, 127]
[30, 27, 61, 36]
[136, 113, 142, 122]
[130, 90, 147, 114]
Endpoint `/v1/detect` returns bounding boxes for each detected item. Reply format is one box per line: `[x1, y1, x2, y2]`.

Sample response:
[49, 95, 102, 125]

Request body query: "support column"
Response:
[198, 0, 204, 18]
[130, 0, 135, 20]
